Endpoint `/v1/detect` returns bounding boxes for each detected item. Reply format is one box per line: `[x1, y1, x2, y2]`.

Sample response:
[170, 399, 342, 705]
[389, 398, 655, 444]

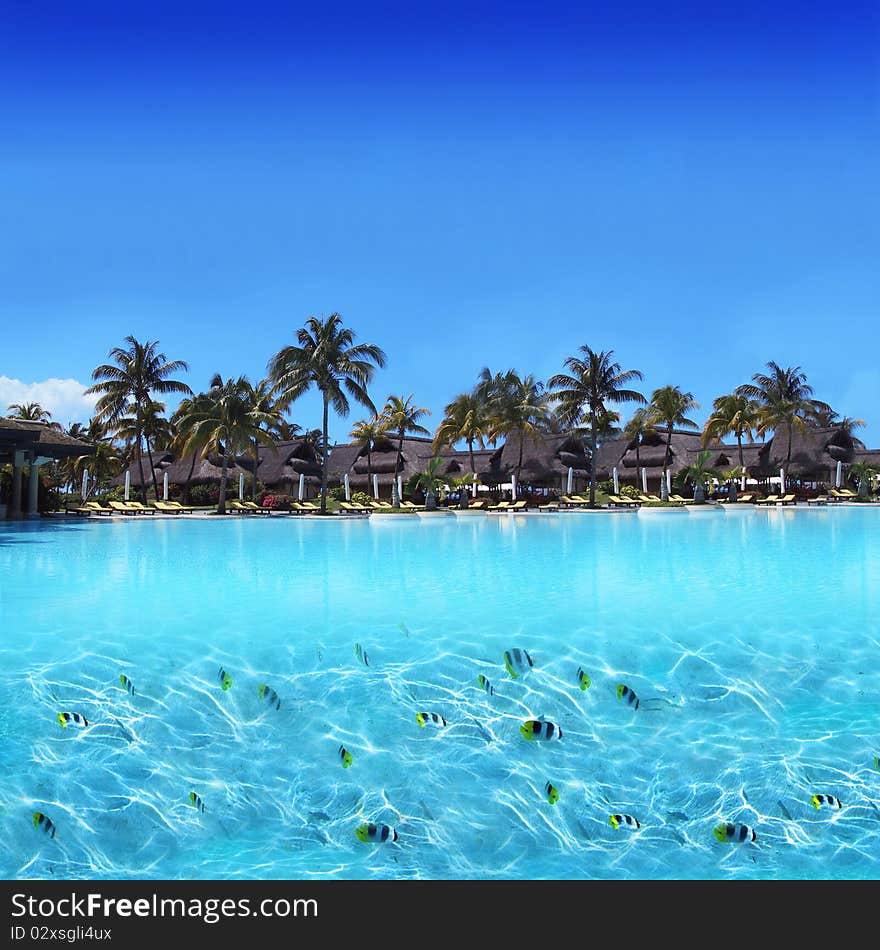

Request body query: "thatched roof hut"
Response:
[329, 435, 437, 491]
[762, 423, 861, 478]
[0, 418, 95, 463]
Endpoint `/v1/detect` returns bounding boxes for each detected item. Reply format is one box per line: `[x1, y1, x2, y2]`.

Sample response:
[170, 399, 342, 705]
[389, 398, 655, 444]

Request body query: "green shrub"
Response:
[350, 490, 373, 506]
[619, 484, 641, 499]
[328, 485, 346, 501]
[597, 479, 614, 494]
[189, 483, 218, 505]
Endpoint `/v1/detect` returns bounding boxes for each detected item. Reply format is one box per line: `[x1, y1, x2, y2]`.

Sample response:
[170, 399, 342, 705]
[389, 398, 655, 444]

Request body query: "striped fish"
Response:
[616, 684, 639, 710]
[545, 781, 560, 805]
[355, 822, 398, 843]
[32, 812, 56, 838]
[354, 643, 370, 667]
[504, 648, 534, 679]
[520, 718, 562, 741]
[713, 822, 756, 843]
[258, 684, 281, 710]
[609, 813, 640, 830]
[338, 745, 353, 768]
[119, 674, 136, 695]
[218, 667, 233, 691]
[811, 794, 842, 810]
[477, 674, 495, 696]
[189, 791, 206, 813]
[56, 712, 89, 729]
[577, 667, 591, 691]
[416, 711, 447, 728]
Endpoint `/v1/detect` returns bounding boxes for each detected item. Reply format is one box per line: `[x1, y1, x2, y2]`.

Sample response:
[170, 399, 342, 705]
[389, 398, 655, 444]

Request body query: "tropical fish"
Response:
[119, 674, 135, 695]
[56, 712, 89, 729]
[545, 781, 560, 805]
[477, 674, 495, 696]
[218, 667, 233, 691]
[873, 755, 879, 771]
[609, 813, 640, 830]
[338, 745, 353, 769]
[713, 822, 756, 843]
[415, 712, 447, 728]
[616, 684, 639, 710]
[577, 667, 591, 691]
[504, 648, 534, 679]
[258, 684, 281, 710]
[811, 794, 842, 810]
[189, 791, 206, 812]
[355, 822, 398, 843]
[33, 812, 56, 838]
[354, 643, 370, 667]
[520, 718, 562, 741]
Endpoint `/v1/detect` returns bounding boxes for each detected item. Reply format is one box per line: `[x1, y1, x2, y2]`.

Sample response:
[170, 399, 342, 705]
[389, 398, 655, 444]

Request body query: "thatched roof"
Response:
[763, 424, 861, 477]
[111, 450, 174, 487]
[484, 432, 591, 485]
[329, 435, 439, 489]
[0, 418, 95, 463]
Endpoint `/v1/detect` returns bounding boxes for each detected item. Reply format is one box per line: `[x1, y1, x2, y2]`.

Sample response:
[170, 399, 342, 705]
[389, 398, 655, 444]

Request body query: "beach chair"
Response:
[806, 495, 829, 506]
[830, 488, 857, 501]
[489, 500, 527, 513]
[240, 500, 271, 515]
[730, 493, 754, 503]
[779, 494, 797, 506]
[339, 501, 372, 514]
[72, 501, 114, 516]
[468, 499, 487, 510]
[606, 495, 641, 509]
[108, 500, 142, 514]
[371, 501, 394, 509]
[669, 494, 693, 504]
[399, 501, 425, 510]
[637, 493, 662, 503]
[292, 501, 321, 512]
[123, 500, 157, 514]
[559, 495, 588, 508]
[487, 500, 510, 511]
[754, 495, 780, 505]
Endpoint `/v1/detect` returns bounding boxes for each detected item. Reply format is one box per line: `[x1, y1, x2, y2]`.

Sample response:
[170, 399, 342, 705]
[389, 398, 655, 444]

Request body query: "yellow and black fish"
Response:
[354, 643, 370, 667]
[258, 684, 281, 710]
[32, 811, 56, 838]
[57, 712, 89, 729]
[609, 813, 640, 830]
[477, 674, 495, 696]
[810, 794, 842, 810]
[545, 781, 560, 805]
[218, 667, 233, 691]
[713, 822, 756, 843]
[577, 668, 591, 691]
[616, 684, 639, 710]
[355, 822, 397, 843]
[189, 791, 206, 813]
[520, 718, 562, 741]
[119, 674, 135, 695]
[504, 648, 534, 679]
[416, 712, 447, 728]
[338, 745, 353, 768]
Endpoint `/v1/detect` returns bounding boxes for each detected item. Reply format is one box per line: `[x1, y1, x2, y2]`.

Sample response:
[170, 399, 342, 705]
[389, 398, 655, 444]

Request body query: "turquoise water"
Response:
[1, 507, 879, 880]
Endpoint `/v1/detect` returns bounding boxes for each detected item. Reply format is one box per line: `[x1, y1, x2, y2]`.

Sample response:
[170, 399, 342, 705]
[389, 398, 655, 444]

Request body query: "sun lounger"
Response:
[606, 495, 641, 509]
[72, 501, 114, 516]
[291, 501, 321, 512]
[754, 495, 779, 505]
[806, 495, 829, 506]
[108, 500, 141, 514]
[779, 494, 797, 506]
[488, 500, 527, 513]
[399, 501, 425, 510]
[487, 501, 509, 511]
[830, 489, 858, 501]
[732, 493, 755, 503]
[123, 500, 157, 514]
[637, 494, 662, 503]
[468, 499, 487, 510]
[152, 501, 191, 513]
[239, 500, 271, 514]
[558, 495, 588, 508]
[339, 501, 373, 514]
[669, 494, 693, 504]
[371, 501, 394, 509]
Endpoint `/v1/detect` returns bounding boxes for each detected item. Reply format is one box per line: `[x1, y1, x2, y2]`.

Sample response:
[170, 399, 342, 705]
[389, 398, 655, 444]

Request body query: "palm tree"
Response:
[623, 407, 655, 481]
[648, 385, 700, 500]
[170, 392, 213, 503]
[735, 362, 831, 475]
[847, 460, 878, 498]
[701, 393, 761, 470]
[72, 441, 122, 501]
[241, 379, 282, 501]
[113, 398, 171, 501]
[381, 394, 431, 505]
[268, 314, 387, 513]
[432, 391, 490, 481]
[86, 336, 192, 503]
[549, 348, 645, 508]
[673, 449, 722, 504]
[407, 456, 446, 511]
[7, 402, 52, 422]
[350, 416, 388, 496]
[177, 374, 277, 514]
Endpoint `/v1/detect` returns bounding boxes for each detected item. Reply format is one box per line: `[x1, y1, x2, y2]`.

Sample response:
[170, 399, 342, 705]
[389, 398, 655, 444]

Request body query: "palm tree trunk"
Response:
[516, 430, 524, 485]
[145, 437, 159, 501]
[396, 429, 404, 484]
[589, 413, 598, 507]
[135, 436, 147, 504]
[218, 452, 229, 514]
[662, 422, 673, 500]
[738, 431, 744, 469]
[320, 393, 329, 513]
[367, 447, 372, 495]
[468, 437, 476, 477]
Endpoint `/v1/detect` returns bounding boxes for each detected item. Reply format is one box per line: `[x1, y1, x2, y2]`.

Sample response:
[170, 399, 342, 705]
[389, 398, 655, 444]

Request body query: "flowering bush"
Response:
[262, 493, 293, 511]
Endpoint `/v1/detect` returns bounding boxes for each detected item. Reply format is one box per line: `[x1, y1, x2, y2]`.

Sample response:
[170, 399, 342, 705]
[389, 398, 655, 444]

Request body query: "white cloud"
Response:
[0, 376, 99, 427]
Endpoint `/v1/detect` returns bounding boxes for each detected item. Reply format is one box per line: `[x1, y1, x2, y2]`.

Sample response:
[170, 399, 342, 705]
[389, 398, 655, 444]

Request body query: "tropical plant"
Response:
[447, 471, 478, 509]
[86, 336, 192, 502]
[176, 374, 277, 514]
[847, 461, 878, 498]
[701, 393, 761, 470]
[673, 449, 723, 503]
[350, 416, 388, 495]
[735, 362, 831, 477]
[71, 440, 123, 500]
[648, 385, 700, 500]
[622, 407, 655, 480]
[549, 348, 645, 507]
[381, 394, 431, 506]
[7, 402, 52, 422]
[432, 391, 490, 478]
[113, 398, 171, 500]
[720, 465, 747, 502]
[406, 456, 446, 510]
[268, 314, 387, 512]
[241, 378, 283, 501]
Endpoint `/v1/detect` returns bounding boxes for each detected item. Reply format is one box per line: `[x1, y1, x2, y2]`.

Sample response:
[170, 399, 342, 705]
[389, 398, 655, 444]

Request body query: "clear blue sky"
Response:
[1, 1, 878, 445]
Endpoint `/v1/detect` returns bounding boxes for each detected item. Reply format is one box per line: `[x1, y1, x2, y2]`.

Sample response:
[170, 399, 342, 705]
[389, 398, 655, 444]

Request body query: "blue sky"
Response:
[1, 1, 878, 446]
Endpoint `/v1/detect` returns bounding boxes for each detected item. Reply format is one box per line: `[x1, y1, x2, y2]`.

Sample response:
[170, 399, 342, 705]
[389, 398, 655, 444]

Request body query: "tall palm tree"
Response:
[648, 385, 700, 500]
[268, 314, 387, 513]
[735, 362, 830, 471]
[623, 407, 655, 480]
[86, 336, 192, 503]
[170, 392, 213, 503]
[241, 378, 282, 501]
[114, 398, 171, 500]
[72, 441, 123, 501]
[7, 402, 52, 422]
[381, 394, 431, 505]
[432, 391, 490, 481]
[177, 374, 277, 514]
[350, 416, 388, 495]
[549, 348, 645, 507]
[701, 393, 761, 470]
[484, 372, 552, 492]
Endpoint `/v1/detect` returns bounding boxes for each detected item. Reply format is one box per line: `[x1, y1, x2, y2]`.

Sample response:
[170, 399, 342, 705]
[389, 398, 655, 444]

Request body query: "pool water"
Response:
[1, 507, 879, 880]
